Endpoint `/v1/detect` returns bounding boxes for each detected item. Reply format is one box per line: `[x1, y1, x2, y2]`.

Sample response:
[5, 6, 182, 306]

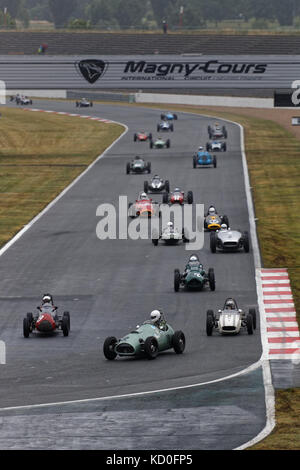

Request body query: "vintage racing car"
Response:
[128, 192, 160, 218]
[193, 148, 217, 168]
[174, 254, 215, 292]
[206, 140, 227, 152]
[206, 298, 256, 336]
[160, 111, 178, 121]
[208, 123, 227, 139]
[144, 175, 169, 193]
[157, 120, 174, 132]
[103, 317, 185, 360]
[150, 137, 170, 149]
[152, 222, 189, 246]
[162, 187, 193, 204]
[76, 98, 93, 107]
[126, 157, 151, 174]
[134, 131, 152, 142]
[210, 226, 250, 253]
[204, 206, 229, 231]
[23, 302, 70, 337]
[16, 95, 33, 105]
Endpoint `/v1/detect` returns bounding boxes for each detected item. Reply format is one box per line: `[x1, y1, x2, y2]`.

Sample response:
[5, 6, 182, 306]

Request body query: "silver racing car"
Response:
[206, 298, 256, 336]
[152, 222, 189, 246]
[210, 225, 250, 253]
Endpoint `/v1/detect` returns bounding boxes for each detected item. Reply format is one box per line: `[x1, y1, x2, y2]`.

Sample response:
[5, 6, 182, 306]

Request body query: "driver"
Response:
[198, 146, 204, 152]
[224, 298, 236, 310]
[42, 294, 54, 305]
[207, 206, 216, 216]
[139, 192, 148, 200]
[150, 309, 166, 329]
[220, 223, 227, 231]
[184, 254, 204, 275]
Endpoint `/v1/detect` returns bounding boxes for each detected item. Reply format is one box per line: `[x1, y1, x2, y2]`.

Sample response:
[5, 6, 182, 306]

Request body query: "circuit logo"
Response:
[76, 59, 108, 84]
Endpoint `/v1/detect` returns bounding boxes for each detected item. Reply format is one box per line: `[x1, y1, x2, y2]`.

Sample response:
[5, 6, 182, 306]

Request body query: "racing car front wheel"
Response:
[23, 317, 31, 338]
[103, 336, 118, 360]
[172, 331, 185, 354]
[144, 337, 158, 359]
[174, 269, 181, 292]
[246, 314, 253, 335]
[206, 313, 214, 336]
[208, 268, 215, 291]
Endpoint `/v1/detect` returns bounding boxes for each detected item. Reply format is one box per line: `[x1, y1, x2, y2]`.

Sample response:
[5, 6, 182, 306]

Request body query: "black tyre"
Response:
[147, 162, 151, 173]
[172, 331, 185, 354]
[152, 238, 158, 246]
[246, 314, 253, 335]
[126, 162, 130, 174]
[148, 133, 152, 140]
[23, 317, 30, 338]
[161, 114, 164, 120]
[243, 231, 250, 253]
[208, 125, 211, 134]
[187, 191, 193, 204]
[162, 192, 169, 204]
[208, 268, 215, 291]
[213, 156, 217, 168]
[174, 269, 181, 292]
[144, 336, 158, 359]
[193, 155, 197, 168]
[62, 313, 69, 336]
[103, 336, 118, 360]
[165, 180, 170, 192]
[210, 232, 217, 253]
[144, 181, 149, 193]
[157, 124, 160, 132]
[150, 141, 153, 149]
[174, 114, 178, 120]
[63, 311, 70, 331]
[26, 312, 33, 324]
[223, 143, 227, 151]
[166, 139, 170, 148]
[206, 315, 214, 336]
[222, 215, 229, 227]
[134, 133, 137, 142]
[249, 308, 257, 330]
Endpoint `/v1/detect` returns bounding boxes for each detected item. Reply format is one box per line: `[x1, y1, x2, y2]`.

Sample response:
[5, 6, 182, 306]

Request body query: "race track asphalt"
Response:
[0, 100, 265, 449]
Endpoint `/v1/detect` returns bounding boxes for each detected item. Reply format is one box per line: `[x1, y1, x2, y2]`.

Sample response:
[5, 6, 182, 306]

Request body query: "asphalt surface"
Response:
[0, 100, 264, 449]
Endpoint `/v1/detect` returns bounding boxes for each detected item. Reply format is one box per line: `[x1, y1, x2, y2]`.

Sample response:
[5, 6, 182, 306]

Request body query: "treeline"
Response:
[1, 0, 300, 29]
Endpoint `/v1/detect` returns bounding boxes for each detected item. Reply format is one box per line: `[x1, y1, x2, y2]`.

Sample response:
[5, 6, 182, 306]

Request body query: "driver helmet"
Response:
[208, 206, 216, 215]
[150, 309, 161, 324]
[198, 146, 203, 151]
[225, 299, 236, 310]
[220, 223, 227, 230]
[42, 294, 52, 304]
[167, 221, 173, 227]
[174, 187, 180, 192]
[189, 254, 199, 262]
[140, 192, 147, 199]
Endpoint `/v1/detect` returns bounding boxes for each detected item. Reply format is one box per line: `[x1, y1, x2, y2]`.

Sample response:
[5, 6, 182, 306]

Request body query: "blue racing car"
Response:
[160, 111, 178, 121]
[193, 147, 217, 168]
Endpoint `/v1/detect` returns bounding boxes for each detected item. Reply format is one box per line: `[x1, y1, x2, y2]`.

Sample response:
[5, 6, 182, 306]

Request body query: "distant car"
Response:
[157, 120, 174, 132]
[23, 303, 70, 338]
[103, 318, 185, 360]
[152, 222, 189, 246]
[76, 98, 93, 107]
[204, 206, 229, 231]
[210, 227, 250, 253]
[126, 157, 151, 174]
[150, 137, 170, 149]
[208, 123, 227, 139]
[17, 96, 33, 105]
[193, 149, 217, 168]
[206, 141, 226, 152]
[160, 111, 178, 121]
[134, 131, 152, 142]
[174, 256, 215, 292]
[128, 192, 160, 218]
[206, 298, 256, 336]
[162, 188, 193, 205]
[144, 175, 169, 193]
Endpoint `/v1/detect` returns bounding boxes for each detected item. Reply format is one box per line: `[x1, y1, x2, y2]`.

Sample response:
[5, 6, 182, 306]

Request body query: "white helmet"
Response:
[198, 146, 203, 151]
[167, 221, 173, 227]
[189, 254, 199, 262]
[42, 294, 52, 304]
[221, 223, 227, 230]
[140, 192, 147, 199]
[208, 206, 216, 215]
[150, 310, 161, 323]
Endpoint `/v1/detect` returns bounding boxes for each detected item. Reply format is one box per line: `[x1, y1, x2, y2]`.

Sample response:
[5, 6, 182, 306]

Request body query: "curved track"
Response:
[0, 100, 261, 410]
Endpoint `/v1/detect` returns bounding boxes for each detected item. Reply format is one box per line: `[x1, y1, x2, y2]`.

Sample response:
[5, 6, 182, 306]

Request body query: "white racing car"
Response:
[152, 222, 189, 246]
[206, 298, 256, 336]
[210, 225, 250, 253]
[206, 140, 226, 152]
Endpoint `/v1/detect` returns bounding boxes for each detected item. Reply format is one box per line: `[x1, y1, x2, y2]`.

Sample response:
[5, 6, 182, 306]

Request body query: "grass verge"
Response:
[0, 107, 123, 247]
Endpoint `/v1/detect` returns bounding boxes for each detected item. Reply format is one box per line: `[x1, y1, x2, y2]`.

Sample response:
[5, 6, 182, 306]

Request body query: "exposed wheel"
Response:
[206, 315, 214, 336]
[246, 314, 253, 335]
[157, 124, 160, 132]
[174, 269, 181, 292]
[210, 232, 217, 253]
[208, 268, 215, 291]
[223, 143, 227, 151]
[147, 162, 151, 173]
[166, 140, 170, 148]
[162, 192, 169, 204]
[126, 162, 130, 174]
[62, 313, 70, 336]
[134, 133, 137, 142]
[144, 336, 158, 359]
[23, 317, 30, 338]
[213, 156, 217, 168]
[174, 114, 178, 120]
[243, 231, 250, 253]
[103, 336, 118, 360]
[150, 141, 153, 149]
[187, 191, 193, 204]
[148, 133, 152, 140]
[193, 155, 197, 168]
[165, 180, 170, 192]
[222, 215, 229, 227]
[172, 331, 185, 354]
[249, 308, 256, 330]
[144, 181, 149, 193]
[63, 311, 70, 331]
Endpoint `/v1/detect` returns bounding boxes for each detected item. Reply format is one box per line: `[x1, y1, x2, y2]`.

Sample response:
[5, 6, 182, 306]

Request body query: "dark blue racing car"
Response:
[193, 148, 217, 169]
[160, 111, 178, 121]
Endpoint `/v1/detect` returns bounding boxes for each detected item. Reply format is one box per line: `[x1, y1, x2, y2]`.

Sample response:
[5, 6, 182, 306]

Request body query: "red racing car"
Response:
[128, 192, 160, 218]
[23, 301, 70, 337]
[163, 188, 193, 205]
[134, 131, 152, 142]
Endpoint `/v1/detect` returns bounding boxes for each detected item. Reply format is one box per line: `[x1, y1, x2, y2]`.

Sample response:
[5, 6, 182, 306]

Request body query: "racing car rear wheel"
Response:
[126, 163, 130, 174]
[249, 308, 256, 330]
[243, 231, 250, 253]
[187, 191, 193, 204]
[206, 313, 214, 336]
[162, 192, 169, 204]
[165, 180, 170, 192]
[213, 156, 217, 168]
[208, 268, 215, 291]
[144, 337, 158, 359]
[23, 317, 31, 338]
[62, 313, 70, 336]
[172, 331, 185, 354]
[174, 269, 181, 292]
[134, 133, 137, 141]
[193, 155, 197, 168]
[144, 181, 149, 193]
[147, 162, 151, 173]
[166, 140, 170, 148]
[210, 232, 217, 253]
[222, 215, 229, 227]
[103, 336, 118, 360]
[246, 314, 253, 335]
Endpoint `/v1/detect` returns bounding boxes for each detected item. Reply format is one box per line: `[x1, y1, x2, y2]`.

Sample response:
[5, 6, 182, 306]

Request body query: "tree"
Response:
[48, 0, 78, 27]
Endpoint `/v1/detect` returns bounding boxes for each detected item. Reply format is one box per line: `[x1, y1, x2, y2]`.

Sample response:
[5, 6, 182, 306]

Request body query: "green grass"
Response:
[0, 107, 123, 246]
